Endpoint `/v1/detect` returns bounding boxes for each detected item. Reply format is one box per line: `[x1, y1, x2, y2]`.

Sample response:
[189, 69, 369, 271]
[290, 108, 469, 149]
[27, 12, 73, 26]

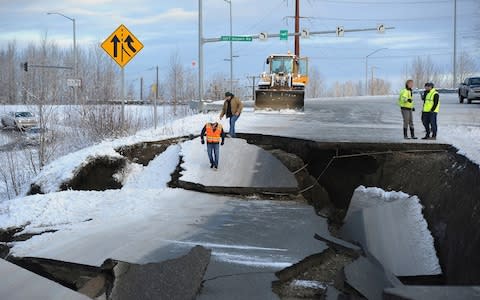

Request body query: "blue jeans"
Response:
[229, 115, 239, 137]
[207, 143, 220, 167]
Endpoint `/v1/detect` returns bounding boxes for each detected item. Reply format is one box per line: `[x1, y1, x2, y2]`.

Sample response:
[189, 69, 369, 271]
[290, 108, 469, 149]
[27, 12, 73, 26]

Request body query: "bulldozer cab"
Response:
[268, 56, 294, 74]
[256, 54, 308, 112]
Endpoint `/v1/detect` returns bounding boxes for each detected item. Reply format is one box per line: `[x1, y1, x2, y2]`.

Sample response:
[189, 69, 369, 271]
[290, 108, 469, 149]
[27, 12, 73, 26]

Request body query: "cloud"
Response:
[116, 8, 196, 26]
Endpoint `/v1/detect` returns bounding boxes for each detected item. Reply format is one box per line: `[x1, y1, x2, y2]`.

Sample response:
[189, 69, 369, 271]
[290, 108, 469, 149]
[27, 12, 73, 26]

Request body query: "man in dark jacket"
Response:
[421, 82, 440, 140]
[219, 92, 243, 138]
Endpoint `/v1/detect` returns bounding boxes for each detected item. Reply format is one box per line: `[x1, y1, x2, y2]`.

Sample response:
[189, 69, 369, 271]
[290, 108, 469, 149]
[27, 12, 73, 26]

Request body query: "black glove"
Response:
[407, 99, 412, 103]
[221, 141, 224, 146]
[201, 139, 205, 145]
[412, 107, 415, 112]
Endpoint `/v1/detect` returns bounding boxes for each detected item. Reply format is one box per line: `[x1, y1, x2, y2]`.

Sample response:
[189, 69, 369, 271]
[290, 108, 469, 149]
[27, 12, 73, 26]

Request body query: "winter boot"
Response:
[410, 128, 418, 139]
[403, 128, 409, 139]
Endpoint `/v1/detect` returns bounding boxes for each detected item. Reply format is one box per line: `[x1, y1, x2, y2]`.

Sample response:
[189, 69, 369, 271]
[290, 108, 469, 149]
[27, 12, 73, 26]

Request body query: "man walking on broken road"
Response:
[220, 92, 243, 138]
[201, 119, 225, 170]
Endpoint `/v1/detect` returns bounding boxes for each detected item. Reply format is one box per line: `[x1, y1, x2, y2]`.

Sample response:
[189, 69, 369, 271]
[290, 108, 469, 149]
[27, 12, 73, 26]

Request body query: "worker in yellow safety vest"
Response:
[421, 82, 440, 140]
[201, 119, 225, 170]
[398, 79, 417, 139]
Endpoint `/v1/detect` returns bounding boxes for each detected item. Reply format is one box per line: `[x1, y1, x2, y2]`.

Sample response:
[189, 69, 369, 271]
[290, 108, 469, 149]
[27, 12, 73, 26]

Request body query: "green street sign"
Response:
[220, 35, 253, 42]
[280, 29, 288, 40]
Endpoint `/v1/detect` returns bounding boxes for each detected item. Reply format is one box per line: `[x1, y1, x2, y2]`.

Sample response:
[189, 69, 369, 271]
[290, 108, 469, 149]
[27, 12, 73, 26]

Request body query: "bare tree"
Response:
[369, 78, 391, 95]
[328, 80, 362, 97]
[306, 66, 325, 98]
[456, 51, 477, 83]
[410, 56, 450, 88]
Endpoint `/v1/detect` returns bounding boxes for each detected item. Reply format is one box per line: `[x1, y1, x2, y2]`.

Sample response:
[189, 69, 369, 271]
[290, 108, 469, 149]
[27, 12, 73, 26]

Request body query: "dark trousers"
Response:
[207, 143, 219, 167]
[421, 112, 438, 137]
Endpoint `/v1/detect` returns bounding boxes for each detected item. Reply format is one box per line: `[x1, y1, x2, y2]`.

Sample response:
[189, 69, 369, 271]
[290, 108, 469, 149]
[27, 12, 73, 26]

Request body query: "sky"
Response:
[0, 0, 478, 93]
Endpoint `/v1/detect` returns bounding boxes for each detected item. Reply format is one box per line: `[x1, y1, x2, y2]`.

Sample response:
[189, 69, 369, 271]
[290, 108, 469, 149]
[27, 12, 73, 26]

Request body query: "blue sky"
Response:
[0, 0, 478, 90]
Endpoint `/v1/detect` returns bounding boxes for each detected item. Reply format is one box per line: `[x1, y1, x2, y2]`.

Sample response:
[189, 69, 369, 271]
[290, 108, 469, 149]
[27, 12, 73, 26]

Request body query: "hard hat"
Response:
[208, 115, 217, 124]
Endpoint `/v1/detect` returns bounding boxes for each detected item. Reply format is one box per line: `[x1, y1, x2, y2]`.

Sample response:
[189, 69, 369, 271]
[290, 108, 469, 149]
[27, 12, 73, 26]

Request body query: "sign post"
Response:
[101, 24, 144, 126]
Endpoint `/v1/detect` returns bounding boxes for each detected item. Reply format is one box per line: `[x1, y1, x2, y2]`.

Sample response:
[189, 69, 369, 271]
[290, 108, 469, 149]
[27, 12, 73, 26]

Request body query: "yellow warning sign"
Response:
[101, 24, 144, 68]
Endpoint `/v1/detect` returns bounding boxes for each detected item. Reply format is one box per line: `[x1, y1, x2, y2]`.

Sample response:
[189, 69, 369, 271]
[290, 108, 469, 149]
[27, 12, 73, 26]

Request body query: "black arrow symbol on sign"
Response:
[124, 35, 137, 53]
[111, 35, 120, 57]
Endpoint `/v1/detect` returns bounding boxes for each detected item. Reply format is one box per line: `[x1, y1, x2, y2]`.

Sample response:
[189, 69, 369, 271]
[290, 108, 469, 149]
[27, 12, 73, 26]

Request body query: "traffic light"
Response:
[23, 62, 28, 72]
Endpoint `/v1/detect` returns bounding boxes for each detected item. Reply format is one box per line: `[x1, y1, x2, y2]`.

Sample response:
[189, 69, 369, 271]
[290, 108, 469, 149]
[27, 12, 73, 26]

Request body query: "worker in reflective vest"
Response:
[201, 120, 225, 170]
[398, 79, 417, 139]
[421, 82, 440, 140]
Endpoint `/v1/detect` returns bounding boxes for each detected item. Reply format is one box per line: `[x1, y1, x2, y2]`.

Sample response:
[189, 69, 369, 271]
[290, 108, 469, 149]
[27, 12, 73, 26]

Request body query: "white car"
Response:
[1, 111, 39, 130]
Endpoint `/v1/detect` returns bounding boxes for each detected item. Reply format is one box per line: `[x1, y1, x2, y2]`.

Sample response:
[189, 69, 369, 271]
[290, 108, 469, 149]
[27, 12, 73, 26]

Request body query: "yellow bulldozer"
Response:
[255, 52, 309, 111]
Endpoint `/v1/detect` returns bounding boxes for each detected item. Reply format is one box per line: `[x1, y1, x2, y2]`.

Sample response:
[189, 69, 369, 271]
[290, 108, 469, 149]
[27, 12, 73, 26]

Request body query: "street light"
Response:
[224, 0, 233, 92]
[47, 12, 77, 103]
[365, 48, 387, 95]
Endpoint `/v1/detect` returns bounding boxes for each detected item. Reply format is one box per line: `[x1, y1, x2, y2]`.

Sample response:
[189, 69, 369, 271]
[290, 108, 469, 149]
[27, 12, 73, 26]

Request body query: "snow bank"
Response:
[122, 144, 181, 189]
[440, 125, 480, 167]
[29, 113, 214, 195]
[345, 185, 412, 218]
[342, 186, 442, 276]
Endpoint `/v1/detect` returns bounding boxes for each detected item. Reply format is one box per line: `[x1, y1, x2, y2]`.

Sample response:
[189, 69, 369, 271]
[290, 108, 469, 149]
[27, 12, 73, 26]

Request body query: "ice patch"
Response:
[164, 239, 288, 252]
[212, 252, 293, 268]
[290, 280, 327, 290]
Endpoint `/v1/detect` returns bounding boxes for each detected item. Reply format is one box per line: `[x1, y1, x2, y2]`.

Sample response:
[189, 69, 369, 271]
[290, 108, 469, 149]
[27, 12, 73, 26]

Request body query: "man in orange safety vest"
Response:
[201, 119, 225, 170]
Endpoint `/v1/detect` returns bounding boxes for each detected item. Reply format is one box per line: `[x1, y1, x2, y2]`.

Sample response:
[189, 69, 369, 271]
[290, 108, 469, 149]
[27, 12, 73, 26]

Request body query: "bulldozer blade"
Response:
[255, 90, 305, 111]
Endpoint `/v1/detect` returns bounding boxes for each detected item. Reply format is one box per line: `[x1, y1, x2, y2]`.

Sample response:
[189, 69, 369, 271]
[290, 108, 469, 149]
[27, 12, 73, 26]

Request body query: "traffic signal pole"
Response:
[295, 0, 300, 57]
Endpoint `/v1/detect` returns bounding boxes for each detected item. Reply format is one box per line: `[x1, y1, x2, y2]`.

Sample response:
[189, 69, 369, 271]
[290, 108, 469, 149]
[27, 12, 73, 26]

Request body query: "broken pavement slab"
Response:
[340, 187, 441, 277]
[0, 258, 90, 300]
[108, 245, 211, 300]
[5, 246, 211, 300]
[344, 256, 403, 300]
[179, 138, 298, 194]
[383, 286, 480, 300]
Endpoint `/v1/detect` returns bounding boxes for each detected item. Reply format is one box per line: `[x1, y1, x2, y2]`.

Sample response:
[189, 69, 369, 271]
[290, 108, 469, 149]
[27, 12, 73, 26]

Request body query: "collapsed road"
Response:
[1, 95, 480, 299]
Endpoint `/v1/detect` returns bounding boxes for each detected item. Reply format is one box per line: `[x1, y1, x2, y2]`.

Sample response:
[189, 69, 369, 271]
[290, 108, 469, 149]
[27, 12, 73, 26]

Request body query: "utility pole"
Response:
[295, 0, 300, 56]
[453, 0, 457, 87]
[224, 0, 233, 92]
[365, 48, 387, 95]
[140, 77, 143, 101]
[371, 66, 378, 96]
[198, 0, 204, 106]
[154, 65, 159, 129]
[47, 12, 77, 104]
[121, 68, 125, 126]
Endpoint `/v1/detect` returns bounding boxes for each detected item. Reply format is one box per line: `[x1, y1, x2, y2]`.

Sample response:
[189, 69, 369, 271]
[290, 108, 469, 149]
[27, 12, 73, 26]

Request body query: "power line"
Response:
[313, 0, 450, 4]
[305, 13, 475, 22]
[309, 52, 453, 60]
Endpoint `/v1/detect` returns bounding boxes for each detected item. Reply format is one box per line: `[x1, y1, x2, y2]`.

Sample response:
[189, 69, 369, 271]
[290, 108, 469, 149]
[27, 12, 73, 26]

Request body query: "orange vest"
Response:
[205, 123, 222, 143]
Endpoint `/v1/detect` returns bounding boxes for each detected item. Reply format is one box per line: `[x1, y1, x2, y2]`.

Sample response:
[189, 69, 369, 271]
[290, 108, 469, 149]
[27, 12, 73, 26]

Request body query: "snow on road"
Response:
[180, 137, 298, 189]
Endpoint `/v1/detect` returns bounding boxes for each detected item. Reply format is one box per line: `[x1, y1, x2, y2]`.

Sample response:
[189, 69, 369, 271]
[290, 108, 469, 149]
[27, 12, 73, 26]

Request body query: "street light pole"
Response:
[198, 0, 204, 106]
[47, 12, 77, 104]
[365, 48, 387, 96]
[453, 0, 457, 88]
[224, 0, 233, 92]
